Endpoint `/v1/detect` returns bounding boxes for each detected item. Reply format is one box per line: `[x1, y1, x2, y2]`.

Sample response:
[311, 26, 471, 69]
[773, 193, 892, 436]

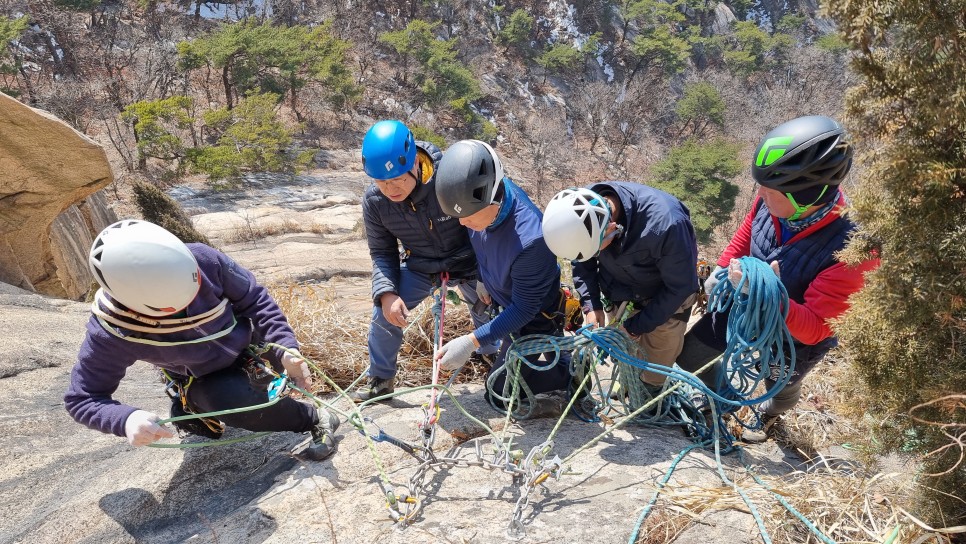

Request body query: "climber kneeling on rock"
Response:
[64, 220, 340, 460]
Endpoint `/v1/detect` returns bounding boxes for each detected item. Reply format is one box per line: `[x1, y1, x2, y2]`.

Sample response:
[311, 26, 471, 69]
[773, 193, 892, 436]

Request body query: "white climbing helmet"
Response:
[88, 220, 200, 316]
[542, 188, 612, 262]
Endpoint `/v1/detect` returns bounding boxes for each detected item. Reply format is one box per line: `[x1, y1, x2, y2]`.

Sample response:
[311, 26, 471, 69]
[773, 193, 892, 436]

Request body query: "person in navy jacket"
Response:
[356, 121, 497, 402]
[542, 183, 699, 394]
[64, 220, 340, 460]
[433, 140, 571, 409]
[678, 115, 880, 441]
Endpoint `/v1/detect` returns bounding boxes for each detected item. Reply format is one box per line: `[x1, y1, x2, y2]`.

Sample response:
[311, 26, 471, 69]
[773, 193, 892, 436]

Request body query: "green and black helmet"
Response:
[752, 115, 853, 193]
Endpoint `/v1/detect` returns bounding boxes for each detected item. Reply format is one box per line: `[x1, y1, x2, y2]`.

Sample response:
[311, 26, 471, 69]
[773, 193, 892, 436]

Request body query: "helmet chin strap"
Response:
[784, 185, 828, 221]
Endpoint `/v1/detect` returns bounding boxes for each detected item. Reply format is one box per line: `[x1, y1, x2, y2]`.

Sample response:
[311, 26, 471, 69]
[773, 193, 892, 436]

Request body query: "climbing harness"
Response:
[150, 346, 293, 448]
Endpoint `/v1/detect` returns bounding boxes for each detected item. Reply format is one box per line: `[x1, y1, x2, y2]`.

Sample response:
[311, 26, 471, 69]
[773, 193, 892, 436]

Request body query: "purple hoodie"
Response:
[64, 244, 298, 437]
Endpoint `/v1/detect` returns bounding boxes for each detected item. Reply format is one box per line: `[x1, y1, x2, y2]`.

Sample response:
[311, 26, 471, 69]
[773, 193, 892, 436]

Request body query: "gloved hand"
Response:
[436, 334, 478, 371]
[727, 258, 781, 294]
[704, 265, 725, 295]
[475, 281, 491, 305]
[124, 410, 174, 447]
[282, 350, 312, 389]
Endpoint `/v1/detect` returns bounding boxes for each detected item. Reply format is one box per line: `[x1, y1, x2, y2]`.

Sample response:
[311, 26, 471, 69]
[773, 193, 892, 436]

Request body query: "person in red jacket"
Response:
[677, 115, 879, 442]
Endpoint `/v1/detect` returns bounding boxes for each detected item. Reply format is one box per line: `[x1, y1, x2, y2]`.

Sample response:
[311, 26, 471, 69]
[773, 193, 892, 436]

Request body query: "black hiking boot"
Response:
[304, 408, 341, 461]
[348, 376, 395, 403]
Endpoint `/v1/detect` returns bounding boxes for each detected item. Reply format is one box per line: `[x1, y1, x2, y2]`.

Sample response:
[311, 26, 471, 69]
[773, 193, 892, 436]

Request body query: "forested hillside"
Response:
[1, 0, 852, 252]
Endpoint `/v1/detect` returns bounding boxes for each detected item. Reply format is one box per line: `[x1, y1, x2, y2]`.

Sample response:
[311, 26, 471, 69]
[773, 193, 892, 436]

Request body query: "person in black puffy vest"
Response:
[354, 121, 498, 402]
[677, 115, 880, 442]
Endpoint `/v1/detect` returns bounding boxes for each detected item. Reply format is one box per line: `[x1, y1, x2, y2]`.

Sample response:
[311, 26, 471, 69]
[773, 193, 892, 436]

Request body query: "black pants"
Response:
[677, 311, 835, 414]
[486, 311, 572, 403]
[185, 363, 318, 433]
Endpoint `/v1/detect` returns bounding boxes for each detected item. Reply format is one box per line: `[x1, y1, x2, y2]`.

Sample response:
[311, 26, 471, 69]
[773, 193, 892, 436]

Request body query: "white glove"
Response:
[282, 350, 312, 389]
[475, 281, 491, 305]
[704, 265, 725, 295]
[436, 334, 478, 371]
[124, 410, 174, 447]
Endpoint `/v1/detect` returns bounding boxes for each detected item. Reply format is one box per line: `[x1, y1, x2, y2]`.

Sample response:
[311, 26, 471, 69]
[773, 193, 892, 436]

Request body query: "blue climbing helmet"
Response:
[361, 120, 417, 180]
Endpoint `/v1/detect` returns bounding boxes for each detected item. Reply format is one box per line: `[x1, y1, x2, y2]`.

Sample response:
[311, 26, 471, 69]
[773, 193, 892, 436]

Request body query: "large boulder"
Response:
[0, 92, 116, 299]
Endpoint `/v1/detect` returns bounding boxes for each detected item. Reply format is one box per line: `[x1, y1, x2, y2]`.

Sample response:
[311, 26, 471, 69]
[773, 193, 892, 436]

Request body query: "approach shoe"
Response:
[348, 376, 395, 403]
[304, 408, 341, 461]
[742, 413, 781, 444]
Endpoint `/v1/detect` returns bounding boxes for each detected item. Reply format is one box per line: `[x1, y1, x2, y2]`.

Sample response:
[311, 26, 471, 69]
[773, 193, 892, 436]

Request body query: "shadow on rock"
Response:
[98, 432, 302, 543]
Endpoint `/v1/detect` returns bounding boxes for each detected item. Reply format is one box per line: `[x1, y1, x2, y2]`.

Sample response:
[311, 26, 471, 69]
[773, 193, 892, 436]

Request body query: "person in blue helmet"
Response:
[354, 120, 498, 402]
[433, 140, 571, 412]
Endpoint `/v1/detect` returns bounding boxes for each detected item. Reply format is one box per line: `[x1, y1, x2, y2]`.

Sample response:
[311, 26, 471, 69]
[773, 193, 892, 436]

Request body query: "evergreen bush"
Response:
[828, 0, 966, 525]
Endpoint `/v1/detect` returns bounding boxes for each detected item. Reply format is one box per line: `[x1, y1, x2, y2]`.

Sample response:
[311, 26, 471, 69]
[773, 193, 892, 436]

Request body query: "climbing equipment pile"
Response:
[148, 257, 842, 543]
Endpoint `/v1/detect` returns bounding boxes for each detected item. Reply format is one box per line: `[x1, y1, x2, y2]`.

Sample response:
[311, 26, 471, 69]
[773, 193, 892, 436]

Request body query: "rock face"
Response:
[712, 2, 738, 35]
[0, 92, 116, 299]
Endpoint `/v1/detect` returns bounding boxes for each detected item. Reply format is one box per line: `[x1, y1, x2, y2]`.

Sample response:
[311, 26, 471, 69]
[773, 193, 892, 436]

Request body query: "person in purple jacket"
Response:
[64, 220, 339, 460]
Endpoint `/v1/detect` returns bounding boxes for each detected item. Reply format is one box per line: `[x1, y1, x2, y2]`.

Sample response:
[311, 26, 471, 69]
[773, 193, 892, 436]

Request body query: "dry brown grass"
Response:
[753, 350, 959, 543]
[633, 506, 695, 543]
[223, 219, 334, 244]
[269, 281, 491, 395]
[756, 468, 959, 544]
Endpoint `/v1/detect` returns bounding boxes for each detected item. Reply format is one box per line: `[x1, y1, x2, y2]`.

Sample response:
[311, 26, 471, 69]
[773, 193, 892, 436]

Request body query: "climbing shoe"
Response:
[348, 376, 395, 403]
[742, 413, 782, 443]
[304, 408, 341, 461]
[169, 398, 225, 440]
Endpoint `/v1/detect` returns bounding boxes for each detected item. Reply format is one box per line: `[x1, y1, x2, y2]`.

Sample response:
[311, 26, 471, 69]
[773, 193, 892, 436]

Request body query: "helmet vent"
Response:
[472, 186, 486, 202]
[582, 215, 594, 236]
[478, 162, 488, 176]
[93, 267, 109, 290]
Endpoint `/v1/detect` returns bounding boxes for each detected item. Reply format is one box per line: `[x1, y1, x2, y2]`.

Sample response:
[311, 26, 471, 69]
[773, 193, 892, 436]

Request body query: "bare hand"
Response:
[728, 258, 781, 293]
[282, 350, 313, 389]
[381, 293, 410, 327]
[583, 310, 605, 328]
[476, 281, 492, 305]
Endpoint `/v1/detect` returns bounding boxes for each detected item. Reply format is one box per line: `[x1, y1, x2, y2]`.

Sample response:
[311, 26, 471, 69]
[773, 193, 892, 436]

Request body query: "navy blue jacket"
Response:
[470, 178, 561, 347]
[573, 182, 698, 335]
[363, 141, 477, 303]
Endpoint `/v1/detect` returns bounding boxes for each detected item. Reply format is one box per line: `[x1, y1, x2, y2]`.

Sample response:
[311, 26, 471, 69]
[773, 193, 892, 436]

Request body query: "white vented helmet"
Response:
[542, 188, 612, 262]
[89, 220, 201, 316]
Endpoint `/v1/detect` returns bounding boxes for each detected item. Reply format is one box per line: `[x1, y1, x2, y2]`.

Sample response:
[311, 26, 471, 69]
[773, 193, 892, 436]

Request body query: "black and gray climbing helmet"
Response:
[435, 140, 504, 218]
[751, 115, 853, 193]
